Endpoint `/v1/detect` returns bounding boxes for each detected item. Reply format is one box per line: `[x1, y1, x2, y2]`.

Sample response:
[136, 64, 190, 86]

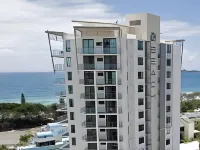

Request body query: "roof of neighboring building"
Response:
[180, 141, 199, 150]
[47, 122, 62, 127]
[180, 122, 184, 127]
[34, 137, 55, 143]
[36, 131, 53, 138]
[194, 130, 200, 133]
[181, 117, 194, 123]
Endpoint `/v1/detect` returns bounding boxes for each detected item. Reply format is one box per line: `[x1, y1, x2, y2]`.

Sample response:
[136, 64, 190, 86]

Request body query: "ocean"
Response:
[0, 72, 199, 104]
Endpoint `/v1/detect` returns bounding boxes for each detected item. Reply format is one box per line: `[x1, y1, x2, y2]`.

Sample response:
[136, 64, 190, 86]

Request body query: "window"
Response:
[99, 101, 104, 104]
[138, 85, 144, 92]
[83, 39, 94, 54]
[166, 95, 171, 101]
[130, 20, 141, 26]
[138, 98, 144, 105]
[66, 57, 71, 67]
[167, 83, 171, 89]
[138, 41, 143, 50]
[70, 112, 74, 120]
[139, 111, 144, 119]
[166, 139, 170, 145]
[139, 124, 144, 131]
[97, 58, 103, 61]
[69, 99, 74, 107]
[66, 40, 70, 52]
[68, 72, 72, 80]
[138, 57, 143, 65]
[138, 72, 143, 79]
[166, 106, 171, 112]
[71, 125, 75, 133]
[96, 42, 102, 46]
[167, 59, 171, 66]
[72, 138, 76, 145]
[166, 117, 171, 123]
[98, 87, 104, 90]
[68, 85, 73, 94]
[99, 115, 105, 118]
[139, 137, 144, 144]
[167, 45, 171, 53]
[98, 73, 103, 76]
[100, 129, 105, 132]
[167, 71, 171, 78]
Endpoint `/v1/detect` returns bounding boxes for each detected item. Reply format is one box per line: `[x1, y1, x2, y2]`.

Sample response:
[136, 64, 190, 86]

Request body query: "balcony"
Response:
[79, 79, 94, 85]
[99, 122, 117, 127]
[82, 121, 96, 128]
[98, 107, 117, 114]
[56, 91, 66, 97]
[83, 135, 97, 141]
[52, 50, 64, 58]
[78, 64, 120, 70]
[81, 107, 96, 114]
[96, 79, 116, 85]
[78, 48, 118, 55]
[97, 93, 122, 99]
[54, 64, 64, 71]
[99, 136, 118, 141]
[55, 78, 65, 85]
[80, 93, 95, 99]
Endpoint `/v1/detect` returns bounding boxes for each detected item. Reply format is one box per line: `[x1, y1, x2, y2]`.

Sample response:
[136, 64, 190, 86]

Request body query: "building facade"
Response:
[46, 13, 182, 150]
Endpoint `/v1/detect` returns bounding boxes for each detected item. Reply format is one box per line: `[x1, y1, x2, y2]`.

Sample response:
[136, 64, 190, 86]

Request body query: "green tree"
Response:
[19, 134, 34, 146]
[0, 145, 8, 150]
[21, 93, 26, 104]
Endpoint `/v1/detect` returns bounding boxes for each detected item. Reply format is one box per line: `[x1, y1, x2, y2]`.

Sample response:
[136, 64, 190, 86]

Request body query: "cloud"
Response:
[0, 0, 120, 72]
[161, 20, 200, 38]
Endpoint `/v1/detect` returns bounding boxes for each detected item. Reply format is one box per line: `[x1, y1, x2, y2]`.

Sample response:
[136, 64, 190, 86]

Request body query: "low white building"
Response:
[180, 141, 199, 150]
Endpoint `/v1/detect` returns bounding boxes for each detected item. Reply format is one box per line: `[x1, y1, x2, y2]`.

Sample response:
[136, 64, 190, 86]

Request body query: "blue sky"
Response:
[0, 0, 200, 72]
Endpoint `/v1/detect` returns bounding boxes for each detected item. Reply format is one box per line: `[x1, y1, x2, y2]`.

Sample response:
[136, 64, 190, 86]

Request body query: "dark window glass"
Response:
[98, 73, 103, 76]
[138, 41, 143, 50]
[166, 117, 171, 123]
[138, 57, 143, 65]
[97, 58, 103, 61]
[139, 137, 144, 144]
[139, 125, 144, 131]
[68, 85, 73, 94]
[96, 42, 102, 46]
[71, 125, 75, 133]
[72, 138, 76, 145]
[138, 98, 144, 105]
[68, 72, 72, 80]
[98, 87, 104, 90]
[139, 112, 144, 119]
[66, 40, 70, 52]
[70, 112, 74, 120]
[99, 101, 104, 104]
[166, 95, 171, 101]
[167, 71, 171, 78]
[167, 83, 171, 89]
[69, 99, 74, 107]
[99, 115, 105, 118]
[166, 106, 171, 112]
[166, 139, 170, 145]
[130, 20, 141, 26]
[167, 45, 171, 53]
[138, 72, 143, 79]
[138, 85, 144, 92]
[66, 57, 71, 67]
[167, 59, 171, 66]
[100, 129, 105, 132]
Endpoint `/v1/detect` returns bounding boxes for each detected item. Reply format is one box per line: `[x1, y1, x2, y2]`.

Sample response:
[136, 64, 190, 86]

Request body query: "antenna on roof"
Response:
[116, 20, 118, 24]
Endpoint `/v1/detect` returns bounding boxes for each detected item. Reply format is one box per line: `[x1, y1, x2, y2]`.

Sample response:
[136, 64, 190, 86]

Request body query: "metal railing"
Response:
[83, 135, 97, 141]
[98, 107, 117, 113]
[55, 78, 65, 84]
[99, 122, 117, 127]
[80, 93, 95, 99]
[56, 91, 66, 97]
[82, 121, 96, 127]
[78, 64, 120, 70]
[99, 136, 118, 141]
[52, 50, 64, 58]
[81, 107, 96, 114]
[78, 47, 119, 54]
[54, 64, 64, 71]
[79, 79, 94, 85]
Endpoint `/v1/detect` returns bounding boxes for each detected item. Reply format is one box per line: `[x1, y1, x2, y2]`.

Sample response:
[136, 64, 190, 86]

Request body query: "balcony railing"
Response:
[99, 122, 117, 127]
[79, 79, 94, 85]
[81, 107, 96, 114]
[96, 79, 116, 85]
[78, 64, 120, 70]
[54, 64, 64, 71]
[98, 107, 117, 113]
[82, 121, 96, 128]
[83, 135, 97, 141]
[80, 93, 95, 99]
[78, 47, 118, 54]
[97, 93, 122, 99]
[56, 91, 66, 97]
[99, 136, 118, 141]
[52, 50, 64, 58]
[55, 78, 65, 84]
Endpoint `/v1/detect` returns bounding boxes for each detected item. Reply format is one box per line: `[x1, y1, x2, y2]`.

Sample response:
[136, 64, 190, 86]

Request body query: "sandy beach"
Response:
[0, 127, 40, 145]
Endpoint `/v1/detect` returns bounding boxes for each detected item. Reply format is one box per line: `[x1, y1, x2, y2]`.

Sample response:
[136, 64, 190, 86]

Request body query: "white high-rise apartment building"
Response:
[46, 13, 181, 150]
